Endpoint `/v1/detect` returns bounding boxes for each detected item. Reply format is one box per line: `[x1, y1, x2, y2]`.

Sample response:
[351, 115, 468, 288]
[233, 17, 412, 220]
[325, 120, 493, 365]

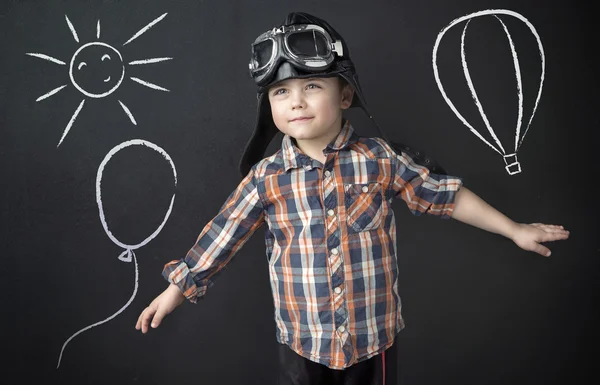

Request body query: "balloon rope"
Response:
[56, 251, 139, 368]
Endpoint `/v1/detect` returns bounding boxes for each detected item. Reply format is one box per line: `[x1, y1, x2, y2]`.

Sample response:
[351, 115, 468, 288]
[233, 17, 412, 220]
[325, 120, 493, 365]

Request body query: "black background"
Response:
[1, 1, 597, 384]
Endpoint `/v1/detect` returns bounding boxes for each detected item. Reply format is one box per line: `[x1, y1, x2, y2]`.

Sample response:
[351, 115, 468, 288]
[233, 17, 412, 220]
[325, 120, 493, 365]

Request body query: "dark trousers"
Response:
[277, 337, 398, 385]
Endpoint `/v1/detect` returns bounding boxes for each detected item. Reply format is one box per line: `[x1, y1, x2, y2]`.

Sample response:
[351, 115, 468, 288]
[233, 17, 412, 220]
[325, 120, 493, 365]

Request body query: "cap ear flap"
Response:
[390, 141, 448, 175]
[239, 92, 280, 177]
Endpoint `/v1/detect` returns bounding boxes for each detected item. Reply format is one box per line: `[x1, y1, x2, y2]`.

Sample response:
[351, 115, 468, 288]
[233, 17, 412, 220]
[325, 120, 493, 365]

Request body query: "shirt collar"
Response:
[281, 119, 358, 172]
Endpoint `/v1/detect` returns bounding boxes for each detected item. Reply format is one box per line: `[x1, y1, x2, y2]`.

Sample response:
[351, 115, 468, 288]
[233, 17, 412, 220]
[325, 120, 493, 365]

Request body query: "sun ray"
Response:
[118, 100, 137, 125]
[122, 13, 167, 46]
[65, 15, 79, 43]
[129, 76, 170, 92]
[25, 53, 66, 65]
[58, 99, 85, 147]
[36, 84, 68, 102]
[97, 20, 101, 39]
[128, 57, 173, 65]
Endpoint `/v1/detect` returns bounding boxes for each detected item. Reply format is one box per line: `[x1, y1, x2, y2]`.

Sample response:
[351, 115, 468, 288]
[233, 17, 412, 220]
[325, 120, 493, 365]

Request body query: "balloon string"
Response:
[56, 251, 139, 369]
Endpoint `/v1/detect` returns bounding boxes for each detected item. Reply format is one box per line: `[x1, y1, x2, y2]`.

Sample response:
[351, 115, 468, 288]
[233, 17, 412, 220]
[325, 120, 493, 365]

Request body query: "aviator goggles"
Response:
[249, 24, 345, 86]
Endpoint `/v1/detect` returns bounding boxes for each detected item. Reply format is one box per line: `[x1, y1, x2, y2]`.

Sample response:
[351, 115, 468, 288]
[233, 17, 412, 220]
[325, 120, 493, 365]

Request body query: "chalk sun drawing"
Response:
[57, 140, 177, 369]
[432, 9, 545, 175]
[26, 13, 173, 147]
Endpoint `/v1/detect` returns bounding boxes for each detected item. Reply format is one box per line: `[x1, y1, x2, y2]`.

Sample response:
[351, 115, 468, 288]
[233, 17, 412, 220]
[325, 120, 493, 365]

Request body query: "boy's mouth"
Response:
[289, 116, 313, 122]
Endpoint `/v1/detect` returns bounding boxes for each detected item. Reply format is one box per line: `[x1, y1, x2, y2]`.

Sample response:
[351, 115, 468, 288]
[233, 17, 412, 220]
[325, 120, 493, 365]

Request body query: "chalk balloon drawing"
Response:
[432, 9, 545, 175]
[26, 13, 173, 147]
[57, 140, 177, 368]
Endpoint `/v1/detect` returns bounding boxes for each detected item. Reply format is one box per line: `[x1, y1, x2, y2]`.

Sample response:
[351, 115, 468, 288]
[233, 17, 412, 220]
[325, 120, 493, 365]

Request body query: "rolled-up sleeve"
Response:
[162, 167, 265, 303]
[386, 143, 463, 218]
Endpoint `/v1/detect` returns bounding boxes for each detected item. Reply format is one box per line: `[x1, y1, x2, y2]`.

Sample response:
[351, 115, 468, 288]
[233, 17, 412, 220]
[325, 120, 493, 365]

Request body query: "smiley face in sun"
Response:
[70, 42, 125, 98]
[27, 14, 173, 147]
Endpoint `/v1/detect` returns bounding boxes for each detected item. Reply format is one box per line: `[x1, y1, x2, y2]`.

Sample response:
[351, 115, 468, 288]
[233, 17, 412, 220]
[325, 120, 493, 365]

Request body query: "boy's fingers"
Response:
[539, 229, 570, 242]
[138, 307, 156, 333]
[551, 231, 569, 240]
[135, 307, 148, 330]
[530, 223, 566, 231]
[150, 307, 168, 328]
[542, 225, 568, 233]
[542, 226, 566, 232]
[529, 224, 569, 240]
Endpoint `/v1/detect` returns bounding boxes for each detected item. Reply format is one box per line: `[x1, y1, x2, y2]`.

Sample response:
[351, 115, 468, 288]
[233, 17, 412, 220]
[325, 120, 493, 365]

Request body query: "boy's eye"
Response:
[271, 83, 320, 96]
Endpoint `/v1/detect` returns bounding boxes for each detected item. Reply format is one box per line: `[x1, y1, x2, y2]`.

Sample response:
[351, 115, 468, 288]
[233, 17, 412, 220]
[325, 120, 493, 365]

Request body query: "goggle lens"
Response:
[251, 39, 274, 69]
[287, 30, 330, 57]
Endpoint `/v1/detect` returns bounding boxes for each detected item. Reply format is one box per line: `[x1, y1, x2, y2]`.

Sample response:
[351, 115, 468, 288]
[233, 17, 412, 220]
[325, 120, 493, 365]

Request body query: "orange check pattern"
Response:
[163, 120, 463, 369]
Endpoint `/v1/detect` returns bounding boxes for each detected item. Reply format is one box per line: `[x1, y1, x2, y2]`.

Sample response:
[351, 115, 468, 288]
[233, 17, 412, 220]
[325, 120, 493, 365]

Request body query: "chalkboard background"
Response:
[1, 1, 597, 384]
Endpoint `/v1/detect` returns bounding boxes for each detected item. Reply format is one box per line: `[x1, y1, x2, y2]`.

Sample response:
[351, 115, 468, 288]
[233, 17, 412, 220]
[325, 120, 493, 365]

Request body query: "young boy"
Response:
[135, 12, 569, 385]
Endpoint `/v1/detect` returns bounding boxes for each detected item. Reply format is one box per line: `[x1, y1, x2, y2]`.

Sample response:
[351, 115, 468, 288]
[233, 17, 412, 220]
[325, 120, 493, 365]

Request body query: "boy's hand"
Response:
[135, 283, 186, 333]
[510, 223, 570, 257]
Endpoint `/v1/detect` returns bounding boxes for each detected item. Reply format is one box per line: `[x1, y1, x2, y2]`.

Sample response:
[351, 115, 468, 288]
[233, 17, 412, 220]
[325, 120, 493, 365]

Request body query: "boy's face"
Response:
[267, 76, 353, 142]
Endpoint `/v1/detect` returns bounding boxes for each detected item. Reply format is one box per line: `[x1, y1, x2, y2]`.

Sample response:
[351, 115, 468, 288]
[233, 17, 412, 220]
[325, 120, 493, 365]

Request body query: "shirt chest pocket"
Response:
[344, 182, 384, 233]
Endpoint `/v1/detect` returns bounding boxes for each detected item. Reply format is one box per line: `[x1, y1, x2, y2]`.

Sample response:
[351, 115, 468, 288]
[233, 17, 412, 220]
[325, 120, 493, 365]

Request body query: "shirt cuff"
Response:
[439, 175, 463, 219]
[162, 260, 213, 304]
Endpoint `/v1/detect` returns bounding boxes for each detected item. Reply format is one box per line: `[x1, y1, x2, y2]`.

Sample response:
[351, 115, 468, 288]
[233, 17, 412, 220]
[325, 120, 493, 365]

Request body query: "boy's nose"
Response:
[290, 92, 306, 109]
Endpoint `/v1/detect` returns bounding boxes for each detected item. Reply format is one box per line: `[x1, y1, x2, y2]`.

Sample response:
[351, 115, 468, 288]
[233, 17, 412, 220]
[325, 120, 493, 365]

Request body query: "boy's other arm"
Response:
[375, 138, 569, 257]
[451, 186, 570, 257]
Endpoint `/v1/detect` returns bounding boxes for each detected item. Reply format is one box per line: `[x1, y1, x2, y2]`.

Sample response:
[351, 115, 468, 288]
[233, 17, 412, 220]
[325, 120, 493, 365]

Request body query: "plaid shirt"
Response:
[163, 120, 463, 369]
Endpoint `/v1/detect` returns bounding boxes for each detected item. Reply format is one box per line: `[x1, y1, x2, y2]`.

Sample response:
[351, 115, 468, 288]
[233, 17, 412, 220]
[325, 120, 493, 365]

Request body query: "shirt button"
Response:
[334, 287, 342, 294]
[362, 186, 369, 193]
[338, 325, 346, 333]
[327, 209, 335, 216]
[331, 248, 339, 255]
[324, 170, 331, 177]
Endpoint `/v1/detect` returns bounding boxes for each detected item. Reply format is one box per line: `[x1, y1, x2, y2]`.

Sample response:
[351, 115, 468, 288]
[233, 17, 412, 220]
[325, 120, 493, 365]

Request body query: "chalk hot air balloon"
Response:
[432, 9, 545, 175]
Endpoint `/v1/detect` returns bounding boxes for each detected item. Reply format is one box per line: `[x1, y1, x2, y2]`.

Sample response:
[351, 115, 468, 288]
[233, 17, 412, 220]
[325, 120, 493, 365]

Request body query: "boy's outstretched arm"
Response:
[135, 167, 265, 333]
[451, 186, 570, 257]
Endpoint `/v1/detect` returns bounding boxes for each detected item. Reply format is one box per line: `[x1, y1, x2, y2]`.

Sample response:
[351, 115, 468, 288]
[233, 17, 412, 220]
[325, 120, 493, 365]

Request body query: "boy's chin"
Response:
[286, 131, 320, 141]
